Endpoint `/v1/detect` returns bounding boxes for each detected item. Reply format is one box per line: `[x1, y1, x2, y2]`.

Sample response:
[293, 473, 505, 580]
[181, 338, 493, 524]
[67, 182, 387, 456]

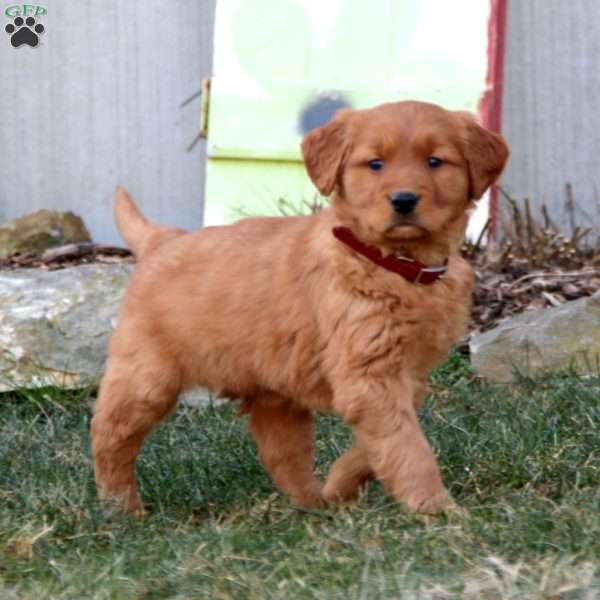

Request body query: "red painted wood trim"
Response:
[479, 0, 507, 237]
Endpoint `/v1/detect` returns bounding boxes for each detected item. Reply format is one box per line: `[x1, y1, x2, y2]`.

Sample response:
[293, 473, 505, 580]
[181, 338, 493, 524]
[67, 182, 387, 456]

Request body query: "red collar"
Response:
[332, 226, 447, 285]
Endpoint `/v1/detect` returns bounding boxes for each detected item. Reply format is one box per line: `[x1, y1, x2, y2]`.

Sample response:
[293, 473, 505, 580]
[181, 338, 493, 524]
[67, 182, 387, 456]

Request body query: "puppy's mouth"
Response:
[384, 217, 427, 239]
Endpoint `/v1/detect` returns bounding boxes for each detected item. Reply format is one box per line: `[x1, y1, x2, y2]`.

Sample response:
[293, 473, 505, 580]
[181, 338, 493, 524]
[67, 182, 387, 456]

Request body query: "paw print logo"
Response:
[5, 16, 45, 48]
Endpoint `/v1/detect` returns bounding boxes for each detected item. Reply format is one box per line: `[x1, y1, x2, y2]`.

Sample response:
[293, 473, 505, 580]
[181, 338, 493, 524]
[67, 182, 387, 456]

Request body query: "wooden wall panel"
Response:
[501, 0, 600, 233]
[0, 0, 216, 244]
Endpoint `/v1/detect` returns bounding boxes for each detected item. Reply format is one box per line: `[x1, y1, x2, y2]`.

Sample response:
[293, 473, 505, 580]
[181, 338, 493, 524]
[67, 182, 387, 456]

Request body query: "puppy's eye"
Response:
[427, 156, 443, 169]
[368, 159, 384, 171]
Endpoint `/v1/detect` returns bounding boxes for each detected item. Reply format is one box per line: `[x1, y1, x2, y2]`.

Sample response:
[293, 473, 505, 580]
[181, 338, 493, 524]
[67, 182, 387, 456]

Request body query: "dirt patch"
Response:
[0, 243, 134, 271]
[467, 248, 600, 335]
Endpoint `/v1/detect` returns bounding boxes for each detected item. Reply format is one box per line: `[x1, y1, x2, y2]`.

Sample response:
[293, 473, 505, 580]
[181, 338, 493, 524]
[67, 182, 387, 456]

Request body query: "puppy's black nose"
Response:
[389, 191, 420, 215]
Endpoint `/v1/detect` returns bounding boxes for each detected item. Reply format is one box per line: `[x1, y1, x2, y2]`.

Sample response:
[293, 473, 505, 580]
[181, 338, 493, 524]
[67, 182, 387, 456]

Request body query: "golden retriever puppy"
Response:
[91, 101, 508, 515]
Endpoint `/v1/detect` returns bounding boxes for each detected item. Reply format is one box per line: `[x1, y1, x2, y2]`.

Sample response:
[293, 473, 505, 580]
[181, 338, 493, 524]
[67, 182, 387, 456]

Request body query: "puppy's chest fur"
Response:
[320, 255, 473, 379]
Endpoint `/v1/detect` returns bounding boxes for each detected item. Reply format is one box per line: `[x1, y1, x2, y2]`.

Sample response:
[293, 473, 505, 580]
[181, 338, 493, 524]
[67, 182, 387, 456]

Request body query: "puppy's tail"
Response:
[114, 186, 187, 259]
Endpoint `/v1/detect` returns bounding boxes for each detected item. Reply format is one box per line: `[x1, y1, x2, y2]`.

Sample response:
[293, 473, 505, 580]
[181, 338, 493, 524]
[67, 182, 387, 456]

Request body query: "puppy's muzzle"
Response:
[389, 191, 420, 216]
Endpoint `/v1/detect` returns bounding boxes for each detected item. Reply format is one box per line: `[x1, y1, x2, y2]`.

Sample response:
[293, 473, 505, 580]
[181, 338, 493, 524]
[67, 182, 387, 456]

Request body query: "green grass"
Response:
[1, 358, 599, 599]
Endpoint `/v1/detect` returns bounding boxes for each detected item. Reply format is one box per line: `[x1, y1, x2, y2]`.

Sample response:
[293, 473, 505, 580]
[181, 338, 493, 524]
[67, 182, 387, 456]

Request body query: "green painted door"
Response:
[205, 0, 490, 224]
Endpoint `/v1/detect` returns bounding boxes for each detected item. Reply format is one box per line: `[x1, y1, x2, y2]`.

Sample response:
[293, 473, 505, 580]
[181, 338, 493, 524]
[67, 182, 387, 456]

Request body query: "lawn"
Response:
[1, 356, 599, 599]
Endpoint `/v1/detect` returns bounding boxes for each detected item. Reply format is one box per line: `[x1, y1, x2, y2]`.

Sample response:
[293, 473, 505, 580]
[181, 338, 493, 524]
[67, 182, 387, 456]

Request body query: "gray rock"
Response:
[0, 264, 132, 391]
[0, 264, 218, 408]
[0, 210, 91, 259]
[470, 291, 600, 382]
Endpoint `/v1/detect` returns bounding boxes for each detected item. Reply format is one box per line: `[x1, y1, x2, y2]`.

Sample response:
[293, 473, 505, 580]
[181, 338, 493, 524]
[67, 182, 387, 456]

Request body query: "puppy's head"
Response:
[301, 101, 509, 249]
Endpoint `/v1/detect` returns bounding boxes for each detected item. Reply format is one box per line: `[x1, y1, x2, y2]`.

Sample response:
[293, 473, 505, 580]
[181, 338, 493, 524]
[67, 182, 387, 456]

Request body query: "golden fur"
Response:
[91, 101, 508, 514]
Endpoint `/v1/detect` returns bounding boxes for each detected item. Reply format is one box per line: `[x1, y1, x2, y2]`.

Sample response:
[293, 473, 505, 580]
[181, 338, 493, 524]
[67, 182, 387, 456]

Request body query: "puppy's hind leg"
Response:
[91, 355, 180, 513]
[247, 394, 323, 508]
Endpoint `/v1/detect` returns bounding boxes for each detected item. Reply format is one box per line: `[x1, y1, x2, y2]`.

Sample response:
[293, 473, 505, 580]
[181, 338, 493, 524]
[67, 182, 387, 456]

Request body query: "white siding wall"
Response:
[501, 0, 600, 233]
[0, 0, 215, 244]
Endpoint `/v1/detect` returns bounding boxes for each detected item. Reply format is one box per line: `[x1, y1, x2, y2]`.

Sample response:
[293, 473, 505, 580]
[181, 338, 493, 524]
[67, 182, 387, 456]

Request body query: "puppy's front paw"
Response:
[406, 489, 458, 516]
[290, 481, 325, 509]
[97, 485, 146, 517]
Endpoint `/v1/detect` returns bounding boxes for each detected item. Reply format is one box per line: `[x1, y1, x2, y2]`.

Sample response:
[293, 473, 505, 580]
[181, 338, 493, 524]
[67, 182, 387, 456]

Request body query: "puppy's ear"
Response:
[456, 113, 509, 200]
[301, 112, 350, 196]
